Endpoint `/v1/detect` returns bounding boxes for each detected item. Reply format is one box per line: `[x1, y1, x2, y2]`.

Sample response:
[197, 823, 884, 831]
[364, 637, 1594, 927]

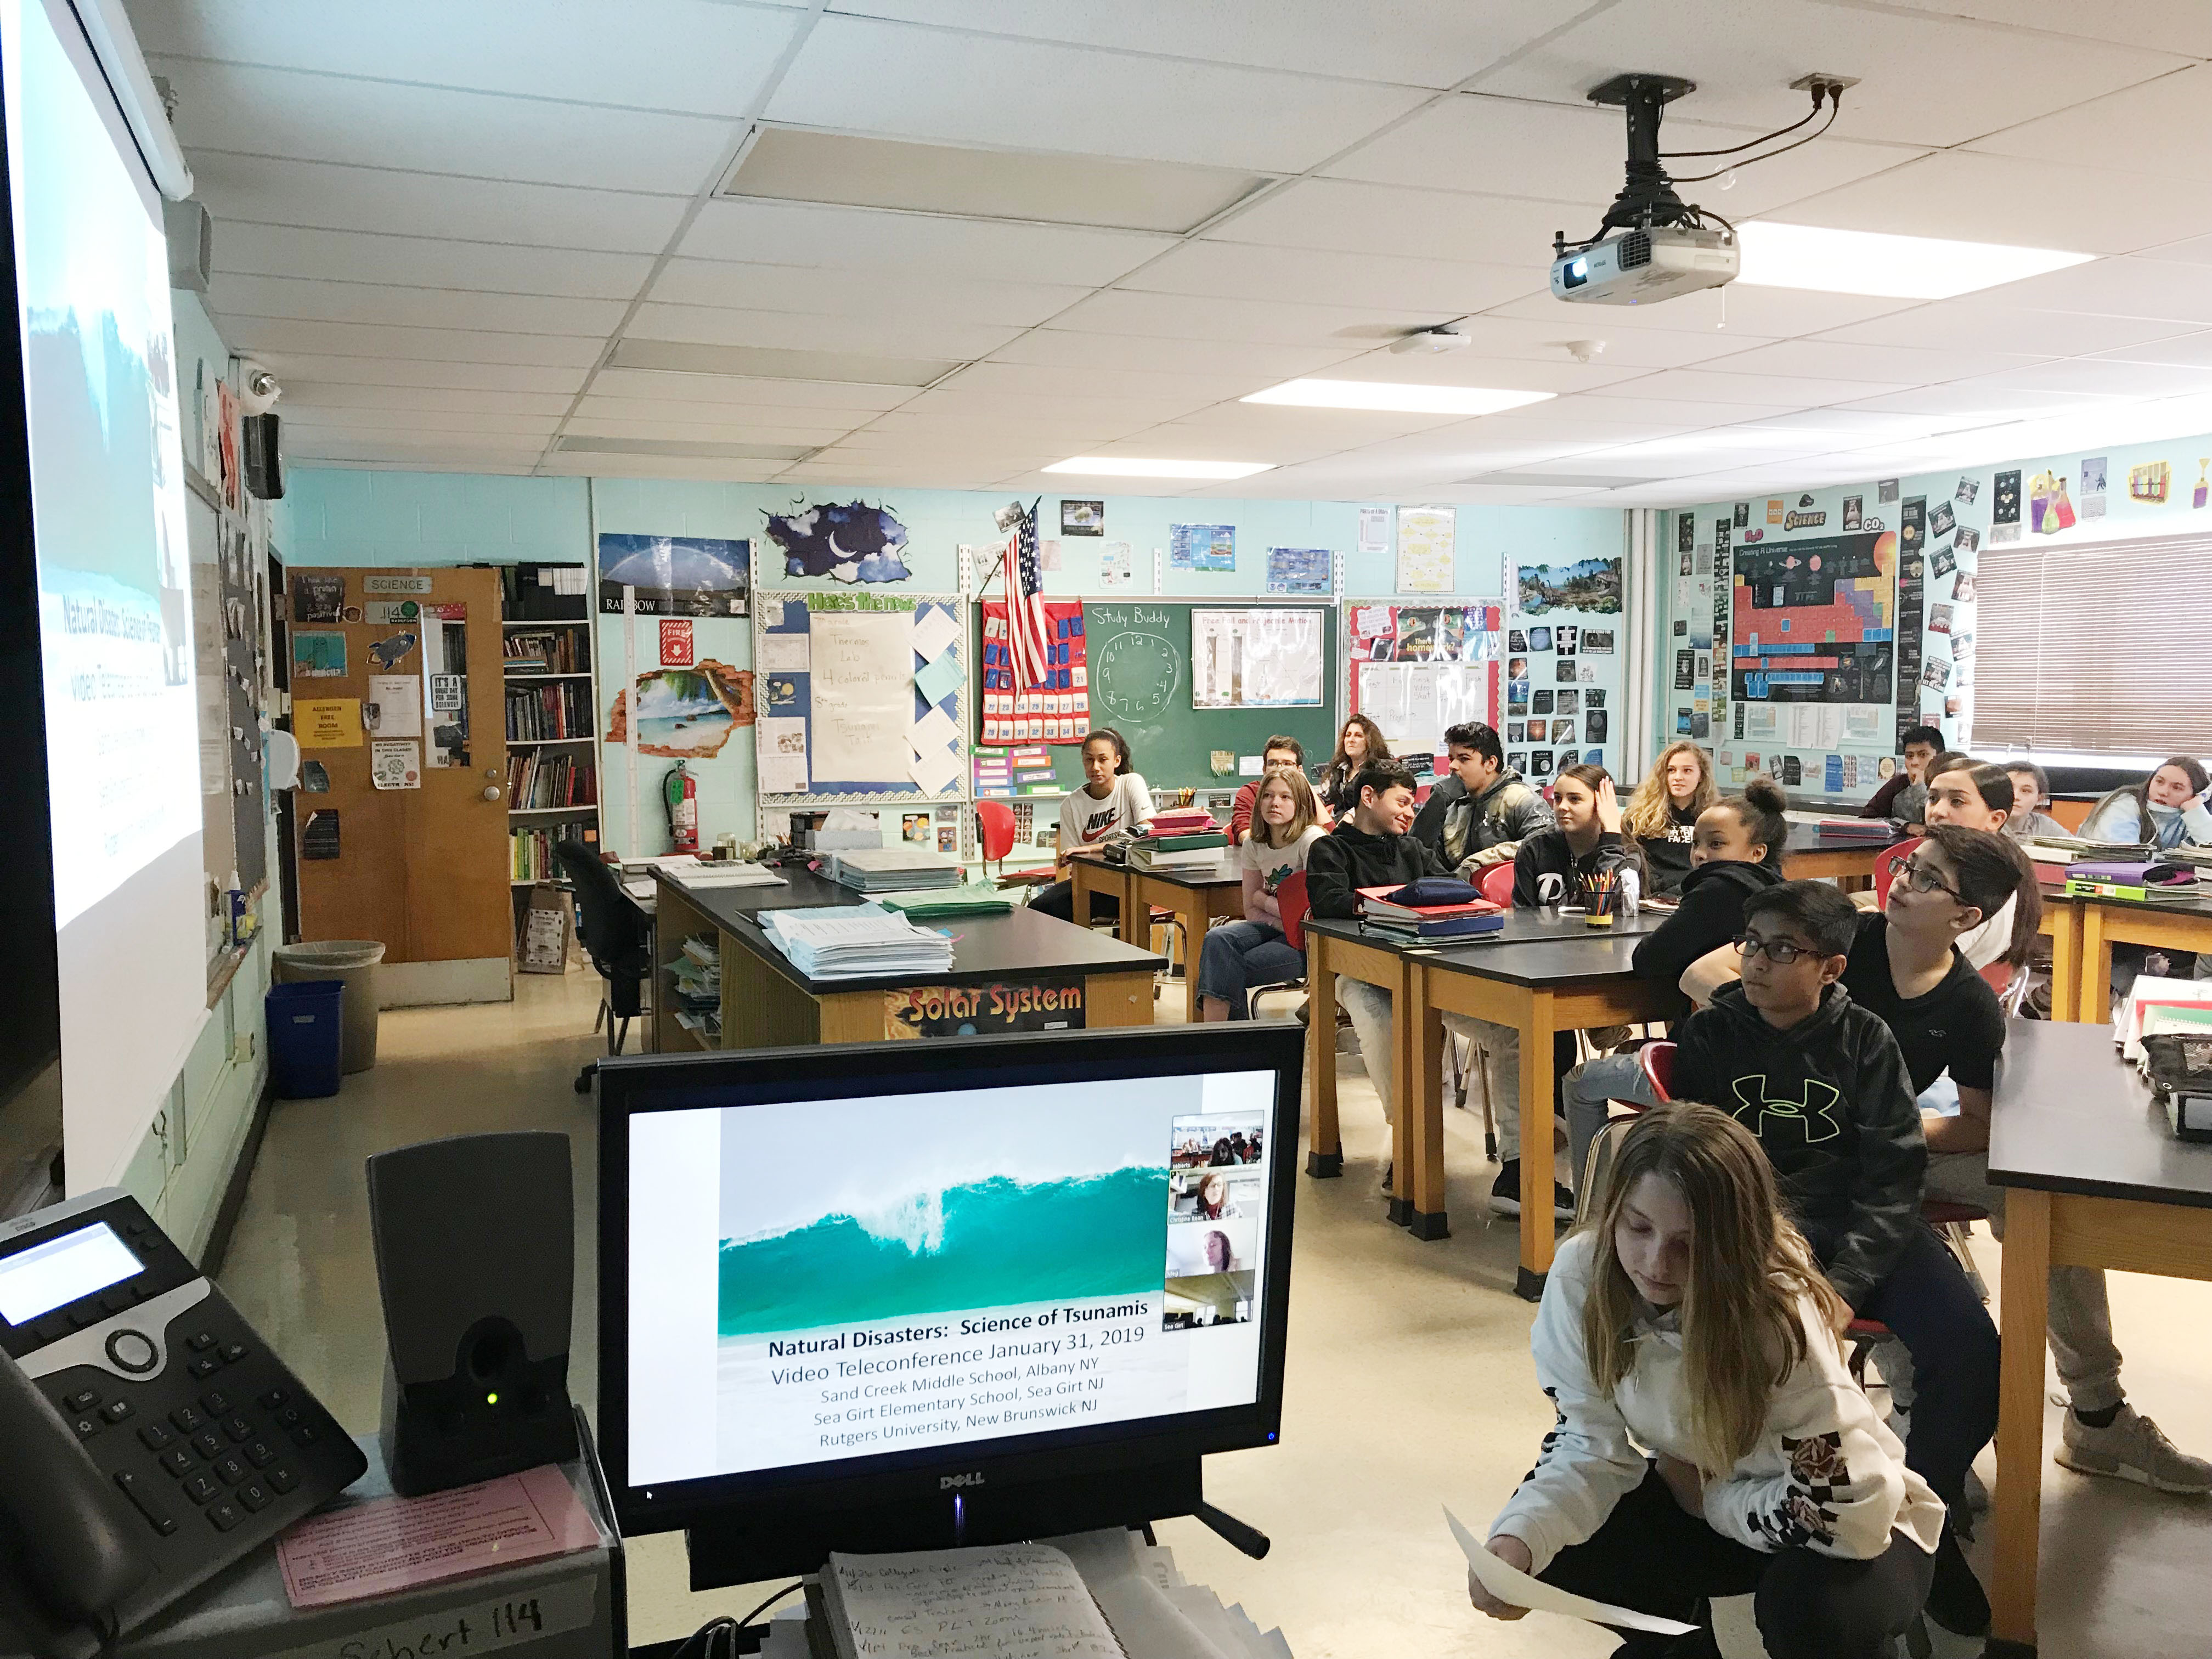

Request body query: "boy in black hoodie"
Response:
[1306, 760, 1443, 1121]
[1561, 776, 1791, 1184]
[1670, 880, 1998, 1639]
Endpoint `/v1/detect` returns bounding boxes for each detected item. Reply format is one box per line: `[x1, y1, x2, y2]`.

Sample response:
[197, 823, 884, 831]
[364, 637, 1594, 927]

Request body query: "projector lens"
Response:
[1563, 257, 1589, 290]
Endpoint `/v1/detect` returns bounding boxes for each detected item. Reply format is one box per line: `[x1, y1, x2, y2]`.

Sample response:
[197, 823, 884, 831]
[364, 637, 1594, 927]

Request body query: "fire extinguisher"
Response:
[665, 761, 698, 854]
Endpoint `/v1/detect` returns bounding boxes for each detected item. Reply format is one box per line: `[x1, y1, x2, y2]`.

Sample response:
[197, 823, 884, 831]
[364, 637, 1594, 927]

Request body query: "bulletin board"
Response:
[751, 590, 967, 820]
[1344, 600, 1502, 761]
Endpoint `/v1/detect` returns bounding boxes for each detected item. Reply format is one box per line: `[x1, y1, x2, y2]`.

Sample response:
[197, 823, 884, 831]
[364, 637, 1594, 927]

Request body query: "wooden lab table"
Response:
[2076, 890, 2212, 1028]
[1064, 847, 1128, 929]
[1778, 822, 1889, 889]
[650, 866, 1163, 1049]
[1986, 1021, 2212, 1657]
[1125, 861, 1243, 1022]
[1303, 908, 1675, 1270]
[1416, 926, 1685, 1291]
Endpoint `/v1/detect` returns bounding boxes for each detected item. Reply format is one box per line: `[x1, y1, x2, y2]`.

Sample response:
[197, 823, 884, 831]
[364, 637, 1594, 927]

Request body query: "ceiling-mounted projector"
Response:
[1551, 225, 1738, 305]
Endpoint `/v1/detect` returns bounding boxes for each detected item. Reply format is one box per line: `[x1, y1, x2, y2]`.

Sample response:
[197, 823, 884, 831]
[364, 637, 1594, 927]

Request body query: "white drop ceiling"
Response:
[127, 0, 2212, 503]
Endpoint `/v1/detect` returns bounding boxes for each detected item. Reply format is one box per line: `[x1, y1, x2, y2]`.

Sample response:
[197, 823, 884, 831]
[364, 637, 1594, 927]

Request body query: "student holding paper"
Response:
[1470, 1105, 1939, 1658]
[1029, 727, 1152, 923]
[1198, 767, 1325, 1022]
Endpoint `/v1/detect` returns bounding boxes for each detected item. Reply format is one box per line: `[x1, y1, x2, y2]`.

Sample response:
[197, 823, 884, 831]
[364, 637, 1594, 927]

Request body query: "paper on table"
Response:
[913, 604, 962, 663]
[278, 1465, 602, 1608]
[826, 1543, 1122, 1659]
[759, 632, 811, 673]
[1051, 1529, 1234, 1659]
[915, 650, 964, 709]
[1445, 1508, 1694, 1637]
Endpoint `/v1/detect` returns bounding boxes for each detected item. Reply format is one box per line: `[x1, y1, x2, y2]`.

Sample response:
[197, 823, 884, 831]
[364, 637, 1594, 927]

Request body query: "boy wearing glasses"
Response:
[1669, 881, 1999, 1640]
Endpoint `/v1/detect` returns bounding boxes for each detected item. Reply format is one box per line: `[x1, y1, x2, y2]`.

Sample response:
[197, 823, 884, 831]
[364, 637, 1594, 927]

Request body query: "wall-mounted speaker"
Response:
[365, 1131, 579, 1496]
[242, 413, 282, 500]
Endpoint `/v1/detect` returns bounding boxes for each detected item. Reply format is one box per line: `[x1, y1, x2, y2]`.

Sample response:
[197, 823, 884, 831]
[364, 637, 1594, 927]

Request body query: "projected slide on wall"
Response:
[625, 1074, 1275, 1485]
[7, 0, 196, 927]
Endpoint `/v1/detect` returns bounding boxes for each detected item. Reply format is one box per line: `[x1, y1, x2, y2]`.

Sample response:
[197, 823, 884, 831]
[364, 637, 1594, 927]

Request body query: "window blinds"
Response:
[1973, 529, 2212, 754]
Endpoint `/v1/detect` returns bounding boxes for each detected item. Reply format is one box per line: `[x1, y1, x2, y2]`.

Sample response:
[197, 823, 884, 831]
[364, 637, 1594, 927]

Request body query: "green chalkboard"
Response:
[976, 600, 1339, 792]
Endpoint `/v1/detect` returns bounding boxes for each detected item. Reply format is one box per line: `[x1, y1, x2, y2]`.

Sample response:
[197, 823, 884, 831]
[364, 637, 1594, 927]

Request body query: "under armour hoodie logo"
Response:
[1730, 1075, 1843, 1143]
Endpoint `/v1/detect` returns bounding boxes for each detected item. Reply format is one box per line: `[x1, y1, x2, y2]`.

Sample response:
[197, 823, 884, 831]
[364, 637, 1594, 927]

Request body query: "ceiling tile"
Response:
[1970, 257, 2212, 324]
[535, 453, 794, 482]
[889, 385, 1215, 426]
[2082, 329, 2212, 369]
[583, 369, 912, 411]
[1050, 288, 1452, 348]
[820, 0, 1559, 88]
[1475, 0, 2185, 149]
[283, 382, 575, 416]
[1810, 300, 2200, 356]
[560, 415, 853, 445]
[282, 422, 551, 449]
[1581, 368, 1911, 407]
[245, 354, 591, 394]
[1773, 151, 2212, 255]
[765, 14, 1429, 172]
[854, 409, 1161, 444]
[128, 0, 804, 115]
[1120, 240, 1532, 315]
[281, 407, 562, 435]
[1825, 383, 2124, 417]
[214, 223, 656, 300]
[183, 153, 689, 253]
[207, 274, 628, 336]
[1205, 179, 1588, 267]
[986, 330, 1365, 379]
[1304, 352, 1656, 394]
[1872, 2, 2212, 56]
[932, 360, 1265, 404]
[1481, 283, 1918, 338]
[677, 198, 1173, 285]
[1538, 391, 1797, 426]
[647, 258, 1090, 327]
[1694, 338, 2045, 385]
[216, 316, 610, 367]
[625, 301, 1022, 360]
[1969, 64, 2212, 179]
[1941, 360, 2212, 398]
[153, 57, 736, 193]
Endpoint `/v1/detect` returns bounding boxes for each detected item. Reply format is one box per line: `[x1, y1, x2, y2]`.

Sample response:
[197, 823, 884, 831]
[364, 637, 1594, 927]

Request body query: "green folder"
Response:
[879, 886, 1014, 920]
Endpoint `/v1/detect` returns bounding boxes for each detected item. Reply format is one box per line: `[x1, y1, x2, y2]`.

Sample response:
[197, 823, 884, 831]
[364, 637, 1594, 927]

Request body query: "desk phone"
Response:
[0, 1188, 365, 1658]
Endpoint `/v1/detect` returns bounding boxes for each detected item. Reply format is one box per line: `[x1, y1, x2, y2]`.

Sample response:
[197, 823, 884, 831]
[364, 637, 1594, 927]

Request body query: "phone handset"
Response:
[0, 1346, 154, 1658]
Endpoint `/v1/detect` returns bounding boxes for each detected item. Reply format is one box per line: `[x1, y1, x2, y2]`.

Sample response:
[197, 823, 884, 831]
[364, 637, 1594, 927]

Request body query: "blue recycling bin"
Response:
[267, 980, 345, 1099]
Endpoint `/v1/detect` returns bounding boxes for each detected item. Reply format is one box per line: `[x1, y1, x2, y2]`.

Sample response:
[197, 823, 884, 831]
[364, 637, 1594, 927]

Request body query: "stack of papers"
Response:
[879, 885, 1014, 920]
[826, 846, 964, 893]
[2117, 974, 2212, 1058]
[760, 904, 954, 978]
[667, 862, 786, 890]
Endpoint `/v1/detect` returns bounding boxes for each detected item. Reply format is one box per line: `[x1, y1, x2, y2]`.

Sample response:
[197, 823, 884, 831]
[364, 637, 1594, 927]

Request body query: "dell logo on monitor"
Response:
[940, 1472, 986, 1490]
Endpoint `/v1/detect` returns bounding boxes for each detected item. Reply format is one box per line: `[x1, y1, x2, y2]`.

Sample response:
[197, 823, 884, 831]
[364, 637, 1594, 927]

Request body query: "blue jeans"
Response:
[1198, 919, 1305, 1018]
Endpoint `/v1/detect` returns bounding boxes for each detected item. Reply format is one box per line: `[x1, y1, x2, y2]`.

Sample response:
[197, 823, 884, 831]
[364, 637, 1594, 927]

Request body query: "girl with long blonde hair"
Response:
[1469, 1105, 1943, 1657]
[1622, 741, 1718, 896]
[1198, 766, 1324, 1022]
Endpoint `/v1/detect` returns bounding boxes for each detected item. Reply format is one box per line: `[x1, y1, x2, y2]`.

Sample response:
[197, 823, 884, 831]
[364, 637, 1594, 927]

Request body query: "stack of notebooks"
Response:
[1130, 808, 1231, 868]
[1810, 817, 1897, 842]
[2064, 859, 2204, 904]
[2019, 834, 2153, 866]
[1357, 879, 1504, 940]
[668, 937, 720, 1041]
[760, 904, 954, 978]
[826, 847, 965, 894]
[879, 885, 1013, 921]
[666, 862, 786, 890]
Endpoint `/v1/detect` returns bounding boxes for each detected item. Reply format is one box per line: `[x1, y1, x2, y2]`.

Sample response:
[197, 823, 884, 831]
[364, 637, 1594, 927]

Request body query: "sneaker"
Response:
[1489, 1159, 1573, 1220]
[2057, 1403, 2212, 1494]
[1924, 1526, 1989, 1638]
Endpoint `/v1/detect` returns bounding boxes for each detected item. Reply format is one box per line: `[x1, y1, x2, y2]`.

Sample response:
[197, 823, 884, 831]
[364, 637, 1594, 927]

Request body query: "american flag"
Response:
[998, 498, 1049, 689]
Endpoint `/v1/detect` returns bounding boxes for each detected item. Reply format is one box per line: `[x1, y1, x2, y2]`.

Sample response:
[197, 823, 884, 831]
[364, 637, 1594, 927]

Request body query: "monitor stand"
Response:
[687, 1457, 1268, 1588]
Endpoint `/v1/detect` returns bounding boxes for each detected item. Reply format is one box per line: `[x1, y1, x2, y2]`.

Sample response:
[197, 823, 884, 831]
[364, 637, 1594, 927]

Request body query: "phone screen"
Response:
[0, 1222, 144, 1325]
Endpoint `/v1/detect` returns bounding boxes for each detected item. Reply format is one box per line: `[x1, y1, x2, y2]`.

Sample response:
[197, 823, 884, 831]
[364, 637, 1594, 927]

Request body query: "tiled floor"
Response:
[217, 968, 2212, 1657]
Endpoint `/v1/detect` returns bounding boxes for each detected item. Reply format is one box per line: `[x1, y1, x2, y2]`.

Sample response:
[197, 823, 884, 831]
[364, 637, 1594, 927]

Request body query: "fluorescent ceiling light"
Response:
[1044, 456, 1275, 479]
[1242, 379, 1555, 415]
[1736, 223, 2094, 300]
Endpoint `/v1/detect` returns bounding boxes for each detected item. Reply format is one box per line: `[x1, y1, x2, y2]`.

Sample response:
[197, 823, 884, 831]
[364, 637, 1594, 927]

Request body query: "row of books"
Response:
[510, 826, 576, 884]
[1127, 807, 1231, 868]
[505, 680, 593, 741]
[504, 629, 586, 673]
[507, 749, 597, 810]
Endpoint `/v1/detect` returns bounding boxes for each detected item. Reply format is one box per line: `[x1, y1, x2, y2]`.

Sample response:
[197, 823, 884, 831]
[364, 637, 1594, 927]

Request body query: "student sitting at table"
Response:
[1919, 758, 2038, 973]
[1306, 760, 1449, 1164]
[2002, 760, 2065, 840]
[1029, 727, 1151, 924]
[1479, 766, 1644, 1218]
[1622, 740, 1719, 896]
[1409, 720, 1553, 874]
[1884, 827, 2212, 1493]
[1199, 766, 1325, 1023]
[1469, 1104, 1940, 1659]
[1860, 724, 1944, 828]
[1228, 735, 1319, 842]
[1318, 714, 1391, 819]
[2080, 754, 2212, 850]
[1560, 775, 1791, 1186]
[1667, 879, 1996, 1638]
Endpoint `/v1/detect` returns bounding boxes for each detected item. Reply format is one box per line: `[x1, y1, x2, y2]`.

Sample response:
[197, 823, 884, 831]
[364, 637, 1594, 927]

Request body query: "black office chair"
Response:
[554, 839, 651, 1094]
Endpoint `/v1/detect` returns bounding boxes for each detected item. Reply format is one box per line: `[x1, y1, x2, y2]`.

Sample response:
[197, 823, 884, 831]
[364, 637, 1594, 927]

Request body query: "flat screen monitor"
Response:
[596, 1025, 1300, 1573]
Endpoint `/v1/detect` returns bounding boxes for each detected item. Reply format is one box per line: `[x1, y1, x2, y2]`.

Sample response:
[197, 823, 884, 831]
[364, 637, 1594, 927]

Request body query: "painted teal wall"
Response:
[279, 467, 1626, 855]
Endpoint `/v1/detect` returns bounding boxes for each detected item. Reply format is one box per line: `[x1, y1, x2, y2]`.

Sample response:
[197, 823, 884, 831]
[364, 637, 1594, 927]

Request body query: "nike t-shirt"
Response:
[1842, 913, 2006, 1093]
[1058, 772, 1152, 848]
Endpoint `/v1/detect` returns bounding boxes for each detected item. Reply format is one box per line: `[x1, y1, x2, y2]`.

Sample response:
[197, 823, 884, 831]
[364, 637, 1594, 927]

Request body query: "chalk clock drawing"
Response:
[1095, 626, 1180, 723]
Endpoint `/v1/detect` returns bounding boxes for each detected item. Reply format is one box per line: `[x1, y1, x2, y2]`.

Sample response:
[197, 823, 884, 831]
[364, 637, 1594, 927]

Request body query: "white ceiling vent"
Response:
[721, 126, 1269, 235]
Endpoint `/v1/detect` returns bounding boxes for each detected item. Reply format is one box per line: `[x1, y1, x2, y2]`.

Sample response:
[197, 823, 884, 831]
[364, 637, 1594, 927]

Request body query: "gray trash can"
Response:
[272, 940, 387, 1073]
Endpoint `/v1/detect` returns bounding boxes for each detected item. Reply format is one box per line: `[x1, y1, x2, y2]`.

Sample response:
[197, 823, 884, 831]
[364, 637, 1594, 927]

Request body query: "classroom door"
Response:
[290, 566, 513, 1004]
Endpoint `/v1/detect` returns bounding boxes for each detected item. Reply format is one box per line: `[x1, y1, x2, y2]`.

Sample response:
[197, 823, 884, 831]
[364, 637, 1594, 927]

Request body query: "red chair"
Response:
[974, 799, 1016, 877]
[1639, 1040, 1675, 1103]
[1478, 862, 1516, 906]
[1246, 872, 1309, 1019]
[1871, 837, 1921, 906]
